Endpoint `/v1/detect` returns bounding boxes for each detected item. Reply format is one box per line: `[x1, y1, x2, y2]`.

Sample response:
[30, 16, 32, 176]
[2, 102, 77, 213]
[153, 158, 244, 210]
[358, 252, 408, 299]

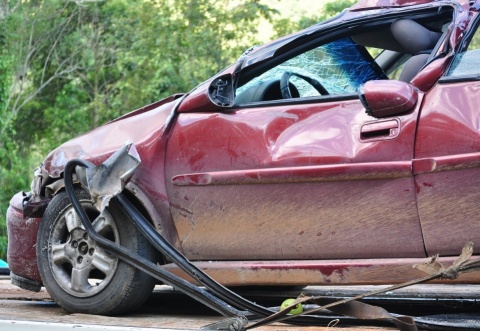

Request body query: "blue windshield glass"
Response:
[237, 37, 385, 98]
[321, 37, 384, 92]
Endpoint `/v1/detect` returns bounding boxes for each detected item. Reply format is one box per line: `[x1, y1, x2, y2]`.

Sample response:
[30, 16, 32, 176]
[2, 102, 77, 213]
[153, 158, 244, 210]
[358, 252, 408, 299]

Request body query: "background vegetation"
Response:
[0, 0, 354, 261]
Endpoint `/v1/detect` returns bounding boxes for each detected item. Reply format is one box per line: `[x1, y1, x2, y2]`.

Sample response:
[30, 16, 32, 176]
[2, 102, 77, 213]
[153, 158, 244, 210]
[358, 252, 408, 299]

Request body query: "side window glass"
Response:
[446, 23, 480, 77]
[235, 37, 385, 104]
[385, 54, 411, 80]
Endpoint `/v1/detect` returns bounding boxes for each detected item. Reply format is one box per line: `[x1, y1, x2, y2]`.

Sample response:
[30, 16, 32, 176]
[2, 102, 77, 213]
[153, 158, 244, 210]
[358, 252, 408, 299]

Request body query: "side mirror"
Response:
[358, 80, 418, 118]
[178, 74, 234, 113]
[208, 74, 234, 107]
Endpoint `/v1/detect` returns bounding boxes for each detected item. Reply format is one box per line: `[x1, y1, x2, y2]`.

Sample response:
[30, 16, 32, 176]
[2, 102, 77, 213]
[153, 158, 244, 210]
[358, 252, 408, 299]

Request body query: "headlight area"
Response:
[22, 167, 52, 219]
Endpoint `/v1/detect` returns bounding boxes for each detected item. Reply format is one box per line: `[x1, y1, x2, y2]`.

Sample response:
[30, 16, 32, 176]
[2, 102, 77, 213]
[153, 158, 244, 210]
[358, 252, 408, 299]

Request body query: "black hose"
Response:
[117, 193, 274, 318]
[64, 158, 247, 317]
[63, 158, 351, 327]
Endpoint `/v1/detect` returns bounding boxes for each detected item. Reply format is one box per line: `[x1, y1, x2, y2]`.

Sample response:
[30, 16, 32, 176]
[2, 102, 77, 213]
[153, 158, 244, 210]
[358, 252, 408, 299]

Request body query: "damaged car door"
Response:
[165, 18, 429, 261]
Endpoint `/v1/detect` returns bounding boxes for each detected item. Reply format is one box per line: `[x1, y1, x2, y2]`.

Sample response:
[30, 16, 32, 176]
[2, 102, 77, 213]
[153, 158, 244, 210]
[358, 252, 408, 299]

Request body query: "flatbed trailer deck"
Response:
[2, 275, 480, 331]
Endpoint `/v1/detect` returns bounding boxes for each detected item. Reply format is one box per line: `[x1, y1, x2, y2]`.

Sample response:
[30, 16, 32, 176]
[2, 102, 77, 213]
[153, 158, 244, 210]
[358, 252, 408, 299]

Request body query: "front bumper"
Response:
[6, 192, 42, 290]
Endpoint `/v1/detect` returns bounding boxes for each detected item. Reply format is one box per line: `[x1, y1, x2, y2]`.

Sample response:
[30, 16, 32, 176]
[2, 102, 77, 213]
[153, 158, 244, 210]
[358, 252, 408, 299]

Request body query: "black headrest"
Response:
[391, 19, 442, 55]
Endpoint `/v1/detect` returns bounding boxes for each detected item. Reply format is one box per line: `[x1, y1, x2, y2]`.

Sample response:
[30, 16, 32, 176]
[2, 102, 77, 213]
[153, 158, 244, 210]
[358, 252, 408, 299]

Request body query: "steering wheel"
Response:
[280, 71, 329, 99]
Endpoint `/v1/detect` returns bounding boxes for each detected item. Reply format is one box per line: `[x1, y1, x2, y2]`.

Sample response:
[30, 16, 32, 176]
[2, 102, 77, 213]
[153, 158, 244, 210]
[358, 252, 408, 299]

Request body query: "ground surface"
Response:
[1, 275, 480, 330]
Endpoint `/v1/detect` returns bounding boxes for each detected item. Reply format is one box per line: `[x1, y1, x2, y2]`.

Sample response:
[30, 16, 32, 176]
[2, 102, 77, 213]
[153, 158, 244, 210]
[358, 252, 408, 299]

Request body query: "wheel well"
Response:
[115, 189, 167, 266]
[48, 181, 166, 266]
[121, 189, 152, 224]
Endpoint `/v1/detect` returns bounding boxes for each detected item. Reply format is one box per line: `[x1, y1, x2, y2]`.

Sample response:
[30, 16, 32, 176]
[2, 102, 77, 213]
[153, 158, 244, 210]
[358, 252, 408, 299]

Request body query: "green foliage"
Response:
[107, 0, 279, 110]
[0, 0, 352, 261]
[272, 0, 355, 38]
[0, 16, 15, 259]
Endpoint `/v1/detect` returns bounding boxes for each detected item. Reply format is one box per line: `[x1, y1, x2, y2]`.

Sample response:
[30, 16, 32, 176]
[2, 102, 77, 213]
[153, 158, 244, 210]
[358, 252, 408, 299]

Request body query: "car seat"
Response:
[391, 19, 442, 82]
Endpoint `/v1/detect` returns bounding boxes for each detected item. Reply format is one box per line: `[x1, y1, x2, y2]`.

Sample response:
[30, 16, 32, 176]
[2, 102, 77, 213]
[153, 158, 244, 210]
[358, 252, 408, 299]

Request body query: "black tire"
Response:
[37, 188, 156, 315]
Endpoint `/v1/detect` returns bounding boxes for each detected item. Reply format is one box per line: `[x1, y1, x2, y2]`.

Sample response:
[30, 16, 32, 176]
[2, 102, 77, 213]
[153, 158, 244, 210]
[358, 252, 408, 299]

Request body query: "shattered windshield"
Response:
[236, 37, 385, 99]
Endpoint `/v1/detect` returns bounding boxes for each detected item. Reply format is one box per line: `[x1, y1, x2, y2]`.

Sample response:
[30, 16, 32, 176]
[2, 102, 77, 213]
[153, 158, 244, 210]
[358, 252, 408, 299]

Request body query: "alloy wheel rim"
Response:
[48, 204, 120, 297]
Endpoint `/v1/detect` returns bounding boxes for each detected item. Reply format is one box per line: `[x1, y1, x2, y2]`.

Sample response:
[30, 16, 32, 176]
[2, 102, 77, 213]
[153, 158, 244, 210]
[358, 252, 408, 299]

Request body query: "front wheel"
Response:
[37, 188, 157, 315]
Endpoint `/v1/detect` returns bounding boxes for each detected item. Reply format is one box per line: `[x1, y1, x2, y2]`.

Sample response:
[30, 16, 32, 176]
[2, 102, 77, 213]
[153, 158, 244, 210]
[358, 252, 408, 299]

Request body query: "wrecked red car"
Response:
[7, 0, 480, 316]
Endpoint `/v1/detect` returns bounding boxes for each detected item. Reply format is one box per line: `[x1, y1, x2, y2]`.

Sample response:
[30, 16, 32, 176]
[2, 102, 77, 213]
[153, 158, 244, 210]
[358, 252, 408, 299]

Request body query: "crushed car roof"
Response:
[352, 0, 444, 9]
[240, 0, 470, 69]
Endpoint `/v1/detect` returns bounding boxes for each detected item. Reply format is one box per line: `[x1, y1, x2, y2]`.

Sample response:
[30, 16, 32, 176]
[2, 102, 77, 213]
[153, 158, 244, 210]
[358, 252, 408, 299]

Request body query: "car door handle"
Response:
[360, 119, 400, 141]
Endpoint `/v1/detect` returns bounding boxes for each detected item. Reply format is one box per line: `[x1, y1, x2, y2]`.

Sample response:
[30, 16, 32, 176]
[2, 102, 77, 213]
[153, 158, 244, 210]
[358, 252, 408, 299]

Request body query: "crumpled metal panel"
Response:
[42, 97, 176, 178]
[76, 143, 141, 211]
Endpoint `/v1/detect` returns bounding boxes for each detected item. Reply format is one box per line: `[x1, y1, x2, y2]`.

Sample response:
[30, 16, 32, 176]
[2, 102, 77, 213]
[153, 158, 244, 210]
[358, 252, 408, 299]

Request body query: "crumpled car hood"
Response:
[42, 95, 181, 178]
